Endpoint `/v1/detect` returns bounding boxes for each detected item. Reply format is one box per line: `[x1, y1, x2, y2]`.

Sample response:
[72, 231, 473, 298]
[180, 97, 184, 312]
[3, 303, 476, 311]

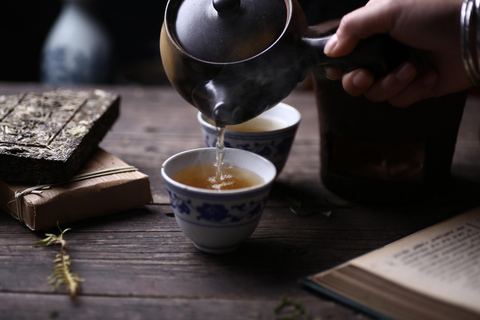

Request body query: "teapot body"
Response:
[160, 0, 407, 125]
[160, 0, 310, 125]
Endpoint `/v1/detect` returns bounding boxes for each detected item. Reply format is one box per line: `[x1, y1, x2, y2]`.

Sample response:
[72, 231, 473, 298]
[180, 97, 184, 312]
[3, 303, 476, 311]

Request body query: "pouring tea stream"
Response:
[160, 0, 409, 126]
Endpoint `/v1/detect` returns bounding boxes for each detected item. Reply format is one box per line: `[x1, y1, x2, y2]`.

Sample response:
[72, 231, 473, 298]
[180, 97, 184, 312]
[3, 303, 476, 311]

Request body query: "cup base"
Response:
[193, 242, 241, 254]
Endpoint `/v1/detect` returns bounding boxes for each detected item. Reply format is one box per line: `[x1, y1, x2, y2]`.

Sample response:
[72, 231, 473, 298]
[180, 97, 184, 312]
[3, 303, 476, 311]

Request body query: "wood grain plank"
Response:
[0, 292, 361, 320]
[2, 83, 480, 320]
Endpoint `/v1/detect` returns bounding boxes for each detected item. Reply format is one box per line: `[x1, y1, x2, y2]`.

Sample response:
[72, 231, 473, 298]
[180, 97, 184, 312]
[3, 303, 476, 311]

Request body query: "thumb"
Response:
[324, 3, 394, 57]
[324, 33, 360, 57]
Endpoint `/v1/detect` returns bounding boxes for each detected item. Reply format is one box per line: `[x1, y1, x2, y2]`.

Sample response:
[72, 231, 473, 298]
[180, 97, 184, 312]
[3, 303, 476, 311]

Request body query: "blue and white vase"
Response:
[40, 0, 112, 84]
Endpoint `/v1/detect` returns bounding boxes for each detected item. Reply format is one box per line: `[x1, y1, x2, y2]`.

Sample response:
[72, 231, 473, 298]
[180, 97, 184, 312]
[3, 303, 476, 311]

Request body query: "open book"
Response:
[301, 207, 480, 320]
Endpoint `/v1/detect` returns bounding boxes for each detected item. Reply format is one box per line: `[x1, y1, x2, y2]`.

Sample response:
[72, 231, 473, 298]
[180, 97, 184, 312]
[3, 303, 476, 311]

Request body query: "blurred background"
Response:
[0, 0, 367, 86]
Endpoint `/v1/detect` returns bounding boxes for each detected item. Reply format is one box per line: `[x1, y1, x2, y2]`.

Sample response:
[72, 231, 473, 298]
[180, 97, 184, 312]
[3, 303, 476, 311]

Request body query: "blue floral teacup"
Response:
[161, 148, 276, 254]
[198, 102, 301, 176]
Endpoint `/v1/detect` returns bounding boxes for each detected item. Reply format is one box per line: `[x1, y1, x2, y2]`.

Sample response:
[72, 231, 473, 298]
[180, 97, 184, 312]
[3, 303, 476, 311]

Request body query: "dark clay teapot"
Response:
[160, 0, 407, 125]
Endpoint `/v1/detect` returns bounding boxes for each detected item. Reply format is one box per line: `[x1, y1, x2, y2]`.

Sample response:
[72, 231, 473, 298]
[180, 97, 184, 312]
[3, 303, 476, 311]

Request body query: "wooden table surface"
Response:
[2, 82, 480, 320]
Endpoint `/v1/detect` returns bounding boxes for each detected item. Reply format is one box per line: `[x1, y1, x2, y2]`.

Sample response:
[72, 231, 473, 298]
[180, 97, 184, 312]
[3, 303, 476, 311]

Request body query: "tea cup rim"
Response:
[197, 102, 301, 134]
[161, 147, 276, 195]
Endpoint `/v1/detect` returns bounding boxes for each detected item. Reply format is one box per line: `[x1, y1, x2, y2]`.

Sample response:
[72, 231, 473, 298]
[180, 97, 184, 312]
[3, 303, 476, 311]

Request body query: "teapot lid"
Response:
[165, 0, 288, 63]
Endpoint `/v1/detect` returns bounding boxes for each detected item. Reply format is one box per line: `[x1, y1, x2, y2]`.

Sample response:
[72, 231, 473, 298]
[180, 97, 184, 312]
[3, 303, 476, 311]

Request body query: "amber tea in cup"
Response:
[206, 115, 288, 132]
[172, 163, 264, 190]
[161, 148, 276, 254]
[198, 102, 301, 175]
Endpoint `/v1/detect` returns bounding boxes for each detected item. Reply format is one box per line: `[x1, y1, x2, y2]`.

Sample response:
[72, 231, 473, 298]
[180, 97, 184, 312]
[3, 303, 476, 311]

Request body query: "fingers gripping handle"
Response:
[302, 32, 410, 77]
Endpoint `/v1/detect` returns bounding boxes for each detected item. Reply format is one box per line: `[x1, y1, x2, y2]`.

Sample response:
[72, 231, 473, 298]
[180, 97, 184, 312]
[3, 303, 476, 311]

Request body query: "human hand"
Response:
[324, 0, 471, 107]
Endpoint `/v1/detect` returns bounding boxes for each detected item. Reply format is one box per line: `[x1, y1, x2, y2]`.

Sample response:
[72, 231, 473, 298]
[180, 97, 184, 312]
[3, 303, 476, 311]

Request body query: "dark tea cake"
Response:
[0, 88, 120, 184]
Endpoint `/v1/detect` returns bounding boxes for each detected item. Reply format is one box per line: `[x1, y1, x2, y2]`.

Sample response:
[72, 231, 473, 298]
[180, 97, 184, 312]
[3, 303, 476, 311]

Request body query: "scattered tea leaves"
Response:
[285, 190, 353, 218]
[274, 293, 321, 320]
[49, 310, 59, 319]
[290, 206, 332, 218]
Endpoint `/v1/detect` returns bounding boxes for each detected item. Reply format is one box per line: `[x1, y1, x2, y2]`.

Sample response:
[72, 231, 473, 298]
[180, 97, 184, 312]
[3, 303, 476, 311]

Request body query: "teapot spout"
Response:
[192, 79, 271, 126]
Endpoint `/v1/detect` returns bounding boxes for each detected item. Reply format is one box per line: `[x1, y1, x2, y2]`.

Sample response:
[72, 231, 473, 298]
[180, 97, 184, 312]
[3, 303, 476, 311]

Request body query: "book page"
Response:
[352, 208, 480, 313]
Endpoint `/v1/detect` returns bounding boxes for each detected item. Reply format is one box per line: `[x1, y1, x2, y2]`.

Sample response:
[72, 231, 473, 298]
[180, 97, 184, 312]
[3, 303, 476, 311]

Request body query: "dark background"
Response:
[0, 0, 367, 85]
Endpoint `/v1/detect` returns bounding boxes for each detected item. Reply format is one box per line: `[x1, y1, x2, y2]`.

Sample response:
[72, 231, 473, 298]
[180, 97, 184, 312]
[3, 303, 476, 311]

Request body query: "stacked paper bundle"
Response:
[0, 89, 152, 230]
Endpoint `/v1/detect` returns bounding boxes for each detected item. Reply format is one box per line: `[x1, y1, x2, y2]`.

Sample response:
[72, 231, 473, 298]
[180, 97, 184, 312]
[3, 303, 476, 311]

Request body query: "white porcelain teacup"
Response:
[161, 148, 276, 254]
[197, 102, 301, 175]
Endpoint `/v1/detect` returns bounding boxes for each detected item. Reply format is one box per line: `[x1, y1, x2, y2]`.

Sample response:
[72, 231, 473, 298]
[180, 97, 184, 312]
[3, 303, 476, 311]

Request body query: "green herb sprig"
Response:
[35, 222, 83, 300]
[274, 293, 321, 320]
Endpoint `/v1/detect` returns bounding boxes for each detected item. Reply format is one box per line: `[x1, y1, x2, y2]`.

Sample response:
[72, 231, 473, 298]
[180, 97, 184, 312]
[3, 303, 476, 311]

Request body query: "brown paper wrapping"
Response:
[0, 148, 153, 230]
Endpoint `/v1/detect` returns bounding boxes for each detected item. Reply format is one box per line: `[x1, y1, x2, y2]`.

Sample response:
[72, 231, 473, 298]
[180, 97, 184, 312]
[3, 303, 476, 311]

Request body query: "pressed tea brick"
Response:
[0, 88, 120, 184]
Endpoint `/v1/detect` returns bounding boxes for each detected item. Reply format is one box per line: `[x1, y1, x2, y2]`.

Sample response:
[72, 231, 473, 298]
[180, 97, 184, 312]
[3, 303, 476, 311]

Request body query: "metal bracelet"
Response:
[470, 0, 480, 82]
[475, 0, 480, 73]
[461, 0, 480, 85]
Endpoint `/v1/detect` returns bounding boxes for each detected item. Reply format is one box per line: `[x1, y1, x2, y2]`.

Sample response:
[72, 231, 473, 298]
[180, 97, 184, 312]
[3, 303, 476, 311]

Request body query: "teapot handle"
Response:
[300, 27, 410, 77]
